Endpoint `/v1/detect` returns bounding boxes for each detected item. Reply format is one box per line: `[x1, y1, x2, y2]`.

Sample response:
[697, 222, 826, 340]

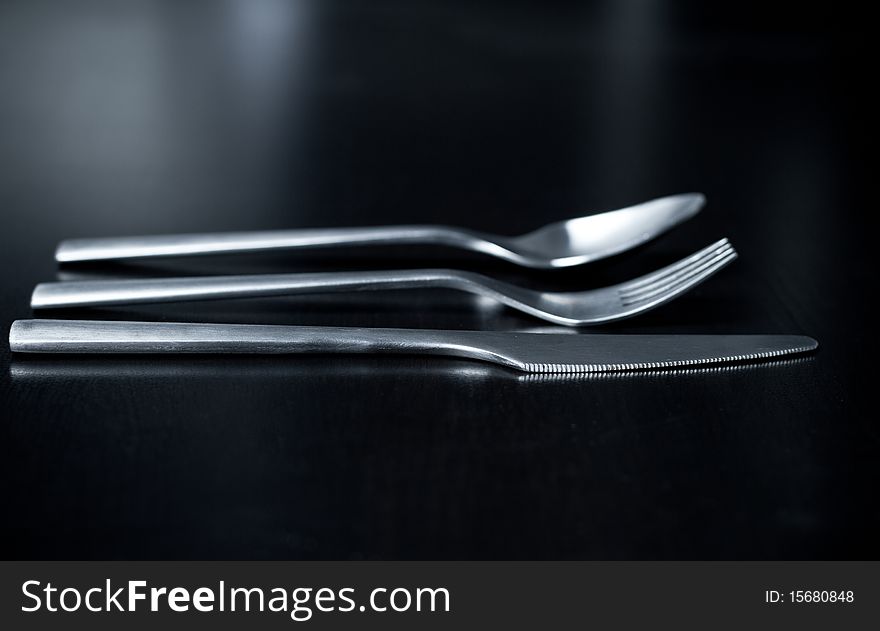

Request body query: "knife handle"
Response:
[8, 319, 520, 369]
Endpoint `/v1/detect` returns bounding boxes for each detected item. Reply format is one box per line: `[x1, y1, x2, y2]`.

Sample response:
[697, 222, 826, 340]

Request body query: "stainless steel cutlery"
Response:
[32, 238, 736, 326]
[8, 192, 818, 372]
[53, 193, 704, 268]
[8, 319, 817, 374]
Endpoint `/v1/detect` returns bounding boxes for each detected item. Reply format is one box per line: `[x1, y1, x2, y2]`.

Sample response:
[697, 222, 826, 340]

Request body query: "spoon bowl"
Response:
[495, 192, 705, 268]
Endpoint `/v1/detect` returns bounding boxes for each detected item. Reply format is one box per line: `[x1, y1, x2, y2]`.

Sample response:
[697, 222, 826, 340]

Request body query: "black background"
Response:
[0, 0, 874, 559]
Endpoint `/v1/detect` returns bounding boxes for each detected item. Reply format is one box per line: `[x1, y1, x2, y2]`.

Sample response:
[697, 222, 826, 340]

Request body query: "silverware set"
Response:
[9, 193, 817, 373]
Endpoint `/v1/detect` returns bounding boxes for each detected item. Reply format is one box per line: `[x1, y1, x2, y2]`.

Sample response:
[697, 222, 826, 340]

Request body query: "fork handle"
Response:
[54, 226, 480, 263]
[31, 270, 500, 309]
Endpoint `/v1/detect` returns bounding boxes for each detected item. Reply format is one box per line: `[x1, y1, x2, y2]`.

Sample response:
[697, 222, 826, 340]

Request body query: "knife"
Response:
[8, 319, 818, 374]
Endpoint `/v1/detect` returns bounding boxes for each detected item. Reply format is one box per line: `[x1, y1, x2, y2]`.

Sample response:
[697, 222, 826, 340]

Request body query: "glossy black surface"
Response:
[0, 0, 874, 559]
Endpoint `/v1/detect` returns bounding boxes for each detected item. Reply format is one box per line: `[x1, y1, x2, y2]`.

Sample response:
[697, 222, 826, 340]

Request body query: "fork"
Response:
[53, 193, 704, 268]
[32, 238, 736, 325]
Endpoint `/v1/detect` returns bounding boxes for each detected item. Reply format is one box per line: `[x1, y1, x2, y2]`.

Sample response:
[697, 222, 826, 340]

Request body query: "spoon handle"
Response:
[54, 225, 478, 263]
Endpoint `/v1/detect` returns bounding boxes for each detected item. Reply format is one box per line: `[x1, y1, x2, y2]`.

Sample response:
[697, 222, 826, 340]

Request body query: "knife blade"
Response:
[8, 319, 817, 374]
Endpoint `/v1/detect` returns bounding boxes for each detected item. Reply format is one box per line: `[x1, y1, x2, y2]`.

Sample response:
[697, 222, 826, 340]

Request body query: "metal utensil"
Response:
[53, 193, 705, 268]
[34, 238, 735, 326]
[8, 319, 817, 374]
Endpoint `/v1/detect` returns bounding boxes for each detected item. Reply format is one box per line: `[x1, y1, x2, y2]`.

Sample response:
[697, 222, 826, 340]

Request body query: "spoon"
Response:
[54, 193, 705, 269]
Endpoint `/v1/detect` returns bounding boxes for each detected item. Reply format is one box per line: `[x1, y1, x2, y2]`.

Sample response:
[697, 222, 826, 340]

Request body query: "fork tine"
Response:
[620, 248, 737, 305]
[620, 249, 737, 307]
[618, 238, 731, 292]
[631, 249, 738, 307]
[617, 241, 733, 300]
[618, 244, 735, 302]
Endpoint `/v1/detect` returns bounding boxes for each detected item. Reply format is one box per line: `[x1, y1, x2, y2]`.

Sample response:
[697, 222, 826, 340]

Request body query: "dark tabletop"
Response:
[0, 0, 874, 559]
